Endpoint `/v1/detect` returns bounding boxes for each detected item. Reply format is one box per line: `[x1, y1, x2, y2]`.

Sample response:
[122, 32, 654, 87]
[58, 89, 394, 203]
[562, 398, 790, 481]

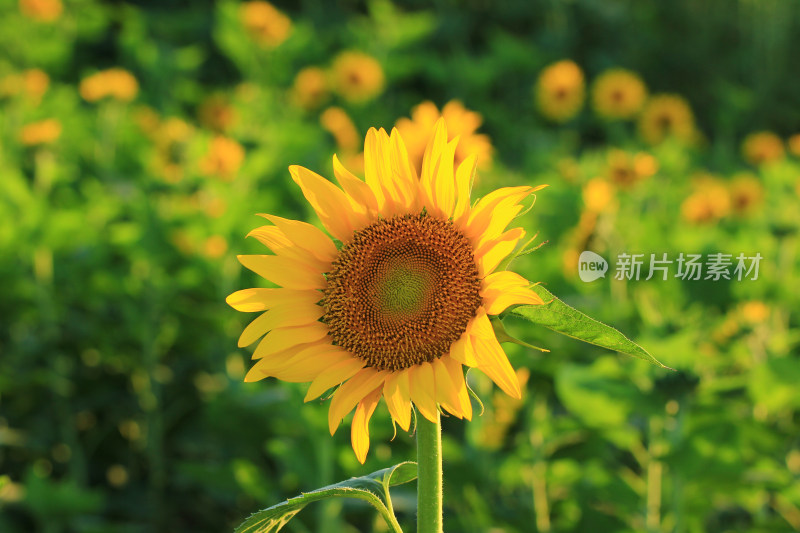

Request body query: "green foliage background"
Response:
[1, 0, 799, 531]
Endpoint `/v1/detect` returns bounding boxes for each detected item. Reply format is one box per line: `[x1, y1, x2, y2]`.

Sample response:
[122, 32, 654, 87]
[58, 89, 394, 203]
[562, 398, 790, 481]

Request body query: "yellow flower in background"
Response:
[729, 173, 763, 216]
[633, 151, 659, 177]
[198, 95, 237, 133]
[144, 116, 195, 183]
[19, 0, 62, 22]
[582, 178, 616, 214]
[477, 368, 529, 450]
[23, 69, 49, 101]
[292, 67, 329, 110]
[331, 51, 385, 104]
[199, 136, 245, 181]
[320, 107, 360, 152]
[339, 151, 365, 176]
[605, 149, 657, 188]
[638, 94, 695, 145]
[20, 119, 62, 146]
[395, 100, 493, 173]
[739, 301, 769, 325]
[0, 69, 49, 102]
[788, 134, 800, 157]
[80, 68, 139, 103]
[240, 1, 291, 49]
[591, 68, 647, 120]
[133, 106, 160, 136]
[535, 60, 585, 123]
[158, 117, 193, 146]
[227, 120, 546, 463]
[204, 235, 229, 259]
[741, 131, 784, 166]
[681, 176, 730, 224]
[557, 157, 580, 183]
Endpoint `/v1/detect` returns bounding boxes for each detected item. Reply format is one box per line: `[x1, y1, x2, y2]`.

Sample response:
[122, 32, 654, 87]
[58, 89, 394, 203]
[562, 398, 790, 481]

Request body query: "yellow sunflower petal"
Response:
[431, 358, 462, 418]
[289, 165, 367, 242]
[304, 357, 366, 402]
[366, 128, 416, 217]
[419, 119, 448, 212]
[226, 288, 321, 313]
[441, 355, 472, 420]
[483, 286, 543, 315]
[364, 128, 390, 211]
[474, 201, 524, 251]
[475, 227, 526, 277]
[258, 214, 338, 263]
[470, 308, 522, 399]
[247, 226, 328, 272]
[470, 185, 548, 250]
[244, 342, 322, 382]
[254, 343, 348, 378]
[246, 225, 292, 252]
[333, 154, 379, 214]
[430, 137, 458, 218]
[453, 154, 477, 223]
[237, 255, 326, 290]
[464, 186, 533, 245]
[273, 347, 354, 383]
[389, 127, 418, 204]
[408, 362, 438, 423]
[252, 322, 329, 360]
[351, 387, 382, 464]
[383, 369, 412, 431]
[328, 368, 388, 435]
[481, 271, 544, 315]
[376, 128, 405, 214]
[448, 328, 478, 367]
[238, 304, 323, 348]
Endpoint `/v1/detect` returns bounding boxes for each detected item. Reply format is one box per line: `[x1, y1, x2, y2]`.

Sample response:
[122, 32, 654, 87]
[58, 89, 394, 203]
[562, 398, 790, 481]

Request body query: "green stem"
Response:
[416, 412, 443, 533]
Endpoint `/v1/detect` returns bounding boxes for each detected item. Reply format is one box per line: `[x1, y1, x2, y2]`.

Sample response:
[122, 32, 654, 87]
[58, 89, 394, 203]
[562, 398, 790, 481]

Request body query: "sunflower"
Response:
[591, 68, 647, 120]
[20, 118, 61, 146]
[535, 60, 585, 123]
[79, 68, 139, 103]
[292, 67, 329, 111]
[227, 120, 545, 463]
[638, 94, 695, 145]
[680, 175, 730, 224]
[320, 107, 360, 152]
[604, 149, 658, 189]
[582, 177, 616, 214]
[198, 95, 237, 133]
[395, 100, 493, 173]
[741, 131, 784, 166]
[331, 52, 385, 104]
[739, 301, 769, 325]
[199, 136, 245, 181]
[788, 134, 800, 157]
[239, 1, 292, 49]
[728, 172, 763, 216]
[19, 0, 62, 22]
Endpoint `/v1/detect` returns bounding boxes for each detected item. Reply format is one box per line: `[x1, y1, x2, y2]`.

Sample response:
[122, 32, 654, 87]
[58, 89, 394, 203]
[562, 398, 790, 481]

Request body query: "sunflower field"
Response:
[2, 0, 800, 532]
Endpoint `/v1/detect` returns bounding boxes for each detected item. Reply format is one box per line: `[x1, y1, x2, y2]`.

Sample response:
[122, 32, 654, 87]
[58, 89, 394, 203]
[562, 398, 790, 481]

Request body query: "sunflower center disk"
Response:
[323, 214, 483, 371]
[375, 261, 431, 318]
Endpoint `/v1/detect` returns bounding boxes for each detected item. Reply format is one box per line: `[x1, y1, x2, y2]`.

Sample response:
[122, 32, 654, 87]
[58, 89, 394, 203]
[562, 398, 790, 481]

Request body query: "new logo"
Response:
[578, 251, 608, 282]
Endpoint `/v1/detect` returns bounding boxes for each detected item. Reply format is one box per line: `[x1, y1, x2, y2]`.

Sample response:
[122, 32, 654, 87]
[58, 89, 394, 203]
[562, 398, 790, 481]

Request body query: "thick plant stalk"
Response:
[416, 412, 443, 533]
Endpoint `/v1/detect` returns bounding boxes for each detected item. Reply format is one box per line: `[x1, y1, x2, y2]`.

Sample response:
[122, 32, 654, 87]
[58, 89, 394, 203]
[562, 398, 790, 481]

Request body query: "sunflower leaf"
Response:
[490, 317, 550, 352]
[233, 462, 417, 533]
[507, 285, 672, 369]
